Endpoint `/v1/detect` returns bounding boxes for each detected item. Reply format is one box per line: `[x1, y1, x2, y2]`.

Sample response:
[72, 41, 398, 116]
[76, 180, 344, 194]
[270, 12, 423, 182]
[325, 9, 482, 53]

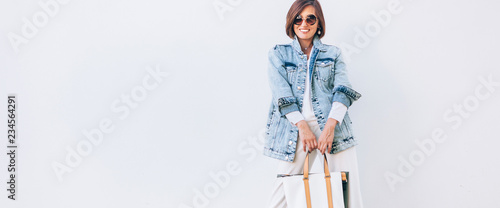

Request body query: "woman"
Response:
[264, 0, 364, 207]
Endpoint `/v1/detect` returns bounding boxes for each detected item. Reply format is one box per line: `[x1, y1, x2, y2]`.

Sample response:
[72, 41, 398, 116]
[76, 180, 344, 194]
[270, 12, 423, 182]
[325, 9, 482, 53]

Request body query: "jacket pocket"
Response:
[314, 58, 334, 92]
[314, 58, 334, 82]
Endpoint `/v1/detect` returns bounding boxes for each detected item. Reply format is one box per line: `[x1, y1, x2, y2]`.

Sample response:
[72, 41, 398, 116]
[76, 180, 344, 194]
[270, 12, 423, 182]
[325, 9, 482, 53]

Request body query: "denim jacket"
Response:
[263, 34, 362, 162]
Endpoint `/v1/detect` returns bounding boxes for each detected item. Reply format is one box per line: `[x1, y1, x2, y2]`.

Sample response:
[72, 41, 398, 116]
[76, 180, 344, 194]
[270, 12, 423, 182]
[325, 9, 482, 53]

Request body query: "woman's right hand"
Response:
[296, 120, 317, 152]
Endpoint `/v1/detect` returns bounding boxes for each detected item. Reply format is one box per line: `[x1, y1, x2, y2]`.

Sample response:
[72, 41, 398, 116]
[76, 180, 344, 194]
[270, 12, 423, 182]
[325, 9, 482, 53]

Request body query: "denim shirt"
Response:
[263, 34, 362, 162]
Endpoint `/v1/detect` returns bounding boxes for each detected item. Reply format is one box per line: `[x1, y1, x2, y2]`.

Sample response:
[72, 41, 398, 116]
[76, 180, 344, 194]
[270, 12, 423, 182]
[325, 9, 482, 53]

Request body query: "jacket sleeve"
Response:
[332, 48, 362, 108]
[267, 46, 300, 116]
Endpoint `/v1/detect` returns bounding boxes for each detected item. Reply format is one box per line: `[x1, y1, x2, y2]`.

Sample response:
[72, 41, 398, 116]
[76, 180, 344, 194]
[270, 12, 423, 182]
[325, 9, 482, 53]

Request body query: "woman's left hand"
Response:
[317, 118, 339, 154]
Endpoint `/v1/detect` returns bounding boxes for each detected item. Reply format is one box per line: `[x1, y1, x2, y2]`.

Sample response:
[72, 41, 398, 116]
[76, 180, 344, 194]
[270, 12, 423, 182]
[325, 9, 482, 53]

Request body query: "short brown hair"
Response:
[285, 0, 326, 39]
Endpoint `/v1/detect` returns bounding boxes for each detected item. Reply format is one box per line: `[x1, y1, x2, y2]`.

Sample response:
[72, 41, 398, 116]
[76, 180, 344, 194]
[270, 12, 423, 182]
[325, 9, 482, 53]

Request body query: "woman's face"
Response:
[293, 5, 318, 41]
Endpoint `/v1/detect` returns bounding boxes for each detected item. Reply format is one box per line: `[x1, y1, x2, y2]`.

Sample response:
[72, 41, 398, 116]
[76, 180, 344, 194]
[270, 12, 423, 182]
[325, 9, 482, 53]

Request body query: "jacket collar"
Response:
[291, 34, 327, 54]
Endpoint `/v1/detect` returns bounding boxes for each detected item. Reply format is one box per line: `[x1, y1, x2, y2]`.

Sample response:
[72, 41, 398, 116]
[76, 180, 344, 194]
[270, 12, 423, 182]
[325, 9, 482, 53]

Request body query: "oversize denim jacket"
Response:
[263, 34, 362, 162]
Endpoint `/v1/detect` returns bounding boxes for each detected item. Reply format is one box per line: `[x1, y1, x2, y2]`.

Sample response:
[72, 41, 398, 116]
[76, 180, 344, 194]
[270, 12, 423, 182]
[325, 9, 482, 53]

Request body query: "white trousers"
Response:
[267, 119, 364, 208]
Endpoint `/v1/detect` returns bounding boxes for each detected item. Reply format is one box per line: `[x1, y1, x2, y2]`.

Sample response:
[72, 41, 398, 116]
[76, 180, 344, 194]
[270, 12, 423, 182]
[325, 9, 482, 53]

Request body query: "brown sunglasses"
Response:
[294, 14, 317, 26]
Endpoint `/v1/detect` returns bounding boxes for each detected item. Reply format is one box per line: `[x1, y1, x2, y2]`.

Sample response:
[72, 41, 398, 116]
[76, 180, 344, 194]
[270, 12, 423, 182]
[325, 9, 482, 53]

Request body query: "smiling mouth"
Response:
[299, 29, 310, 33]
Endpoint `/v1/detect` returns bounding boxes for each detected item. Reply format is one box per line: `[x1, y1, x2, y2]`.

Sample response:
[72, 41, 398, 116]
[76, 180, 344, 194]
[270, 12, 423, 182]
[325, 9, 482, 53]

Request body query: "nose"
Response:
[300, 19, 308, 27]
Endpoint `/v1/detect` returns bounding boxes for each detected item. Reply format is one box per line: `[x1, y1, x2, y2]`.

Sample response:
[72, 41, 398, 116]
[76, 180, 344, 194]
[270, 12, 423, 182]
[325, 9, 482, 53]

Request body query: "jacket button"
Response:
[285, 156, 289, 160]
[289, 141, 293, 145]
[297, 86, 302, 90]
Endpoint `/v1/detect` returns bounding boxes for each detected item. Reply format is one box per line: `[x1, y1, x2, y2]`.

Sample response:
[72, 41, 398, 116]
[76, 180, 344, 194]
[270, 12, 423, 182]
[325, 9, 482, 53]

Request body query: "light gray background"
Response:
[1, 0, 500, 207]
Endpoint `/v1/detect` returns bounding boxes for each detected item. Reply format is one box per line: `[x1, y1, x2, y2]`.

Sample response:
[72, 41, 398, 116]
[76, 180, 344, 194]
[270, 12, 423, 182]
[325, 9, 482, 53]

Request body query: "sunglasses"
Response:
[294, 14, 317, 26]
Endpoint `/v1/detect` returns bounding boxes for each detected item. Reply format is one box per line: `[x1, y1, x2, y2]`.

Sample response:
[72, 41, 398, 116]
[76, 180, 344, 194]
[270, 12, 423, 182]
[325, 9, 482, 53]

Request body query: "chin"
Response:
[296, 33, 314, 40]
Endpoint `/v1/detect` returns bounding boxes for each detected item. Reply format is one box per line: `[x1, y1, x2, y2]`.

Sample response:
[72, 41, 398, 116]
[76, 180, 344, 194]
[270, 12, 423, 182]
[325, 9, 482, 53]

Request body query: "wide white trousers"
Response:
[267, 119, 364, 208]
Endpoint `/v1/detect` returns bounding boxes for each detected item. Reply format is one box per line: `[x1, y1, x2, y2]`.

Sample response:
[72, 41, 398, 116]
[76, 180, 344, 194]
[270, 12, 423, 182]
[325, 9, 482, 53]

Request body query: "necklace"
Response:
[302, 42, 313, 52]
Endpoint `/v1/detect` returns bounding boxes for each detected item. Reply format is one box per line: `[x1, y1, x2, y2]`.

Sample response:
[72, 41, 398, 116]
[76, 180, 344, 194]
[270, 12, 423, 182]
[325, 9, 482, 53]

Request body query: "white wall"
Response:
[1, 0, 499, 207]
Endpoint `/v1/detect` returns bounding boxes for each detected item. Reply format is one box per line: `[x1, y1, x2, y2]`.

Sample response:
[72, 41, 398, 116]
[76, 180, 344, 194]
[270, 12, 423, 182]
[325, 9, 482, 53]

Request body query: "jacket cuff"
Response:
[332, 85, 362, 108]
[332, 93, 351, 109]
[278, 96, 299, 116]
